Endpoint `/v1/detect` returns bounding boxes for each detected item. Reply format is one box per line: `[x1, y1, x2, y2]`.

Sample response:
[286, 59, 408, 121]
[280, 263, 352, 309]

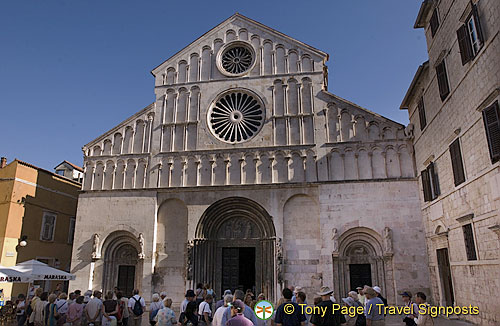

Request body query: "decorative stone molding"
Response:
[488, 224, 500, 238]
[456, 213, 474, 224]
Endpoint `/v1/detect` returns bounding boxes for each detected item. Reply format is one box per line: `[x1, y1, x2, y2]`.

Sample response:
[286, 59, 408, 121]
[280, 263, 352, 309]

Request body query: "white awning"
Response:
[11, 260, 75, 281]
[0, 265, 32, 283]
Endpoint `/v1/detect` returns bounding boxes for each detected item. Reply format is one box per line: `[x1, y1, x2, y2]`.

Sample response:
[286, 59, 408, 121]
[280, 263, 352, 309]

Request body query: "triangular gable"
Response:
[320, 90, 405, 128]
[151, 12, 328, 77]
[83, 102, 155, 148]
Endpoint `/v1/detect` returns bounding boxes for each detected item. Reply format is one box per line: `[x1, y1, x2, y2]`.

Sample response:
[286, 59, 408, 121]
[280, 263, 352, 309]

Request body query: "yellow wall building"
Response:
[0, 158, 81, 299]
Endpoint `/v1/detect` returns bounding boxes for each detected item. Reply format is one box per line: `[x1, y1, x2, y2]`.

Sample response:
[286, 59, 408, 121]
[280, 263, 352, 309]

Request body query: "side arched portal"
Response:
[193, 197, 276, 301]
[332, 228, 395, 304]
[102, 231, 143, 297]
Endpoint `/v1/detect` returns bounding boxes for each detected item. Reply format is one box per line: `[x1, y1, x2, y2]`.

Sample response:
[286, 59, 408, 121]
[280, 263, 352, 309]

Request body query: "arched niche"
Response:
[123, 127, 133, 154]
[155, 199, 188, 295]
[112, 133, 122, 155]
[93, 162, 104, 190]
[283, 194, 321, 295]
[103, 140, 112, 156]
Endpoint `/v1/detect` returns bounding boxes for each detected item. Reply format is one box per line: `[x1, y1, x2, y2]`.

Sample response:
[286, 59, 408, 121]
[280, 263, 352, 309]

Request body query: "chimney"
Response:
[0, 157, 6, 168]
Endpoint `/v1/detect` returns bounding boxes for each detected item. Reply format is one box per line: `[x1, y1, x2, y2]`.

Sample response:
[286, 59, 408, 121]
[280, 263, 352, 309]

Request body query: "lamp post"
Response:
[16, 235, 28, 251]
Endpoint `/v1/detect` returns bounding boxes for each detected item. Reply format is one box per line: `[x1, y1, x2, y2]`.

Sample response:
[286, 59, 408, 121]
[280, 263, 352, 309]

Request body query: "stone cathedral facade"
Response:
[70, 14, 430, 305]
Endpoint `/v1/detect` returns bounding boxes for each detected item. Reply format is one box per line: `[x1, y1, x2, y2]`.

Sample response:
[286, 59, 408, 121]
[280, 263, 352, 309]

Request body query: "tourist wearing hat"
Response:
[355, 287, 365, 306]
[180, 291, 196, 314]
[310, 287, 345, 326]
[342, 292, 363, 326]
[372, 287, 387, 308]
[213, 294, 232, 326]
[179, 302, 198, 326]
[221, 290, 257, 326]
[363, 287, 385, 326]
[215, 290, 232, 311]
[400, 292, 417, 326]
[341, 297, 356, 326]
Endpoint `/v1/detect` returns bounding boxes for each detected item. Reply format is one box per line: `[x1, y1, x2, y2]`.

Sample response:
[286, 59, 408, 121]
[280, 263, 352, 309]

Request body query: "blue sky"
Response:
[0, 1, 427, 170]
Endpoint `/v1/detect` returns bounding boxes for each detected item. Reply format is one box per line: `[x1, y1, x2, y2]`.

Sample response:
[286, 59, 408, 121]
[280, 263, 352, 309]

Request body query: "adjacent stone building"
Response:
[0, 158, 81, 298]
[400, 0, 500, 324]
[70, 14, 430, 305]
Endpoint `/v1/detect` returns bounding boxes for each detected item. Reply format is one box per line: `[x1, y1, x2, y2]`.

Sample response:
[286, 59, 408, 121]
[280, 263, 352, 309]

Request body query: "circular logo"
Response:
[284, 303, 295, 314]
[254, 300, 274, 320]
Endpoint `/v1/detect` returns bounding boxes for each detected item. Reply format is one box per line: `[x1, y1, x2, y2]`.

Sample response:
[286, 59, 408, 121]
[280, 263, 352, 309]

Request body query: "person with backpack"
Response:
[194, 284, 205, 308]
[127, 290, 146, 326]
[179, 302, 198, 326]
[56, 293, 69, 326]
[197, 294, 213, 326]
[400, 292, 417, 326]
[47, 294, 60, 326]
[149, 294, 163, 326]
[116, 292, 128, 326]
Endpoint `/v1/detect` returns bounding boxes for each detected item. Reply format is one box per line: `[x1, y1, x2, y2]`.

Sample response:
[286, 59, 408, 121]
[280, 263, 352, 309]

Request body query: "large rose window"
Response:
[207, 89, 265, 144]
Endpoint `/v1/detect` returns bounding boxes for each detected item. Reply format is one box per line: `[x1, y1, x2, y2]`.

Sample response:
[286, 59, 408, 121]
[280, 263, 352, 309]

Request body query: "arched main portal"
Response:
[102, 231, 143, 297]
[192, 197, 276, 300]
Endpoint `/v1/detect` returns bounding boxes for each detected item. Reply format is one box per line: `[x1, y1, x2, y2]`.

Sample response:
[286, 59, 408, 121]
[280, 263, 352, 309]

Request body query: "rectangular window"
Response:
[40, 212, 57, 241]
[483, 101, 500, 163]
[430, 8, 440, 37]
[449, 139, 466, 186]
[418, 97, 427, 130]
[457, 4, 484, 65]
[462, 223, 477, 261]
[55, 170, 65, 176]
[421, 162, 440, 202]
[468, 15, 480, 55]
[68, 217, 76, 244]
[436, 60, 450, 101]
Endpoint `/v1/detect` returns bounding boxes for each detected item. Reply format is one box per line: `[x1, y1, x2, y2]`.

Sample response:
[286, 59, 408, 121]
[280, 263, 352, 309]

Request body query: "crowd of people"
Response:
[11, 283, 433, 326]
[13, 287, 154, 326]
[273, 285, 434, 326]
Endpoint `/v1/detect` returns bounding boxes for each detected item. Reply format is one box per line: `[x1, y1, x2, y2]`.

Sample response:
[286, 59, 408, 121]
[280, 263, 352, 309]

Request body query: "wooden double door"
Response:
[221, 247, 256, 294]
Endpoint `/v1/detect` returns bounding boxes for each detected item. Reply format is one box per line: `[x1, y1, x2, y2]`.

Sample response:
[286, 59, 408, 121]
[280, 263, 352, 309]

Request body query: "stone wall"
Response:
[70, 179, 428, 307]
[404, 0, 500, 324]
